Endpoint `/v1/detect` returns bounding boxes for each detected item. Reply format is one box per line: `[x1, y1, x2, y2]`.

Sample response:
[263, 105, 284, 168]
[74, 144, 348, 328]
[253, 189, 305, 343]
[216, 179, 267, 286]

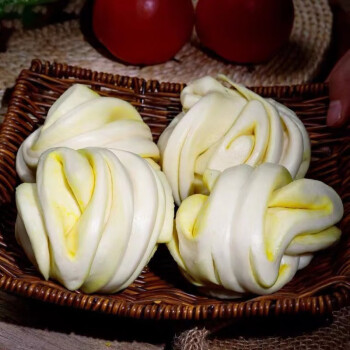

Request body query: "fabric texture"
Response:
[174, 306, 350, 350]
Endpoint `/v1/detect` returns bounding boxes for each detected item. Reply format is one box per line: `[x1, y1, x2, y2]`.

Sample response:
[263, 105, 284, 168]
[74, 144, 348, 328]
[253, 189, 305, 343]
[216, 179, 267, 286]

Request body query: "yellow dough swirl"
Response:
[168, 163, 343, 298]
[158, 76, 311, 205]
[15, 147, 174, 293]
[16, 84, 159, 182]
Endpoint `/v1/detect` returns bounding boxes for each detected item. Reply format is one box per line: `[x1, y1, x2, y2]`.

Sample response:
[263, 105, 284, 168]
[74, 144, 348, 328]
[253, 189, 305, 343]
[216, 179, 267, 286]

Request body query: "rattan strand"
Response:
[0, 60, 348, 321]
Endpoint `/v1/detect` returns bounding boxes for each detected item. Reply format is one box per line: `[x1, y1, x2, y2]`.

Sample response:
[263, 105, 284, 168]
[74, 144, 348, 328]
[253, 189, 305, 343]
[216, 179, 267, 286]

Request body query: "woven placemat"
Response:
[0, 0, 332, 100]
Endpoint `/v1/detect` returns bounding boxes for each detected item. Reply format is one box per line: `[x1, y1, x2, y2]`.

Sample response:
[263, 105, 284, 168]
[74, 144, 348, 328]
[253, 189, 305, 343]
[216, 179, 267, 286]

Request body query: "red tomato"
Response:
[93, 0, 194, 65]
[195, 0, 294, 63]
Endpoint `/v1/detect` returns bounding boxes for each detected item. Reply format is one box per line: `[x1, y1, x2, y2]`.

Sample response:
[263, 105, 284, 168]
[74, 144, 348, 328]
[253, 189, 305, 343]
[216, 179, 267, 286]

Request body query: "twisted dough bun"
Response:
[168, 163, 343, 298]
[16, 84, 159, 182]
[158, 76, 310, 205]
[16, 147, 174, 293]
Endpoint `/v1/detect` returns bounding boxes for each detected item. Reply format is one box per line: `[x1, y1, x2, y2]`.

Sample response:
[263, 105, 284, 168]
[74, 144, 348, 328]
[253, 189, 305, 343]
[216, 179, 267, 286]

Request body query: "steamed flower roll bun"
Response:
[168, 163, 343, 298]
[158, 76, 310, 205]
[16, 84, 159, 182]
[15, 147, 174, 293]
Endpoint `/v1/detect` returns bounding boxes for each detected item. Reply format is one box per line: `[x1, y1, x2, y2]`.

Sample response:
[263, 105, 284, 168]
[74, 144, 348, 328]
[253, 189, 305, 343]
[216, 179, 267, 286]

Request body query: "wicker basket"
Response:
[0, 60, 349, 321]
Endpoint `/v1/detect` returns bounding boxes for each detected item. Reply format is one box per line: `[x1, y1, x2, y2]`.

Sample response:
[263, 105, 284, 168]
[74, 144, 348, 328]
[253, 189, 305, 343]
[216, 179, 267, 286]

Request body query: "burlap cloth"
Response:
[173, 306, 350, 349]
[0, 0, 348, 348]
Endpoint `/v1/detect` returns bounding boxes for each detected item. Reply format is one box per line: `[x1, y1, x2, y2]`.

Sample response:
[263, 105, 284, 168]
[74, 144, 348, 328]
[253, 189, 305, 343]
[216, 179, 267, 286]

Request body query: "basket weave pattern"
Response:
[0, 60, 349, 320]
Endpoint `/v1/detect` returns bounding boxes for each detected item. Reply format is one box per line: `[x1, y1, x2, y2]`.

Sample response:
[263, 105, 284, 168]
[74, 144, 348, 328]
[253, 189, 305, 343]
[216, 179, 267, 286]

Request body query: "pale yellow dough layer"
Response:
[16, 147, 174, 293]
[168, 163, 343, 298]
[16, 84, 159, 182]
[159, 76, 311, 205]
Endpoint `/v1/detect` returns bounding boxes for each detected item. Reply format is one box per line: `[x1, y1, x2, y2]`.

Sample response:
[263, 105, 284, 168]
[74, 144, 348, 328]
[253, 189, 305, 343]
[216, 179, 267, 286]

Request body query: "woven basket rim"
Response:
[0, 59, 349, 321]
[28, 59, 330, 94]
